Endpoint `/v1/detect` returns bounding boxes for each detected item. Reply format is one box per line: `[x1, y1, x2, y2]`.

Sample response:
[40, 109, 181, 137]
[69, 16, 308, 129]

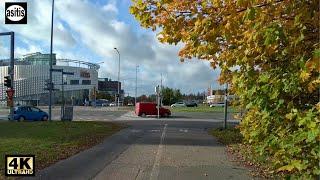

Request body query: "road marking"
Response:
[131, 129, 141, 133]
[150, 123, 167, 180]
[150, 129, 160, 132]
[179, 129, 188, 133]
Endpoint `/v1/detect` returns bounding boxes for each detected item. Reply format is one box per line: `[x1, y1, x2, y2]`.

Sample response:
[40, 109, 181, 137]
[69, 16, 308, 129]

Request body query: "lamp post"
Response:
[48, 0, 55, 121]
[114, 48, 120, 108]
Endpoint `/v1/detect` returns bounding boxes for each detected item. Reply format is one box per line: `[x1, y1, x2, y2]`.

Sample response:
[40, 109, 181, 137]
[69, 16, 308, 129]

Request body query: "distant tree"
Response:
[161, 87, 183, 105]
[149, 94, 157, 102]
[124, 96, 134, 105]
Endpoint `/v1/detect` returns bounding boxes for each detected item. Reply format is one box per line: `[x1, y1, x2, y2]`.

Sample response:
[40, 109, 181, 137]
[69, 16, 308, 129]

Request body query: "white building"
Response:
[0, 52, 99, 106]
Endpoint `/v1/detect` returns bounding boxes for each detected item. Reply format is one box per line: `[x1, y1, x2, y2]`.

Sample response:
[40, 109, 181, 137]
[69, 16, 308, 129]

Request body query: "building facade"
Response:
[0, 52, 99, 106]
[98, 78, 123, 95]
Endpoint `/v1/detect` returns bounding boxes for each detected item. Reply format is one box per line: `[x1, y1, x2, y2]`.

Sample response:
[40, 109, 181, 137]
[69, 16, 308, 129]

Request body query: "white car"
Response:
[109, 102, 117, 106]
[171, 102, 186, 107]
[209, 102, 225, 107]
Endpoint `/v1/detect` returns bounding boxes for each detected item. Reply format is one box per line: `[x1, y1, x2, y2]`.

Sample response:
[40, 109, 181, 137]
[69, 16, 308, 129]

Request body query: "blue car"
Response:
[9, 106, 49, 121]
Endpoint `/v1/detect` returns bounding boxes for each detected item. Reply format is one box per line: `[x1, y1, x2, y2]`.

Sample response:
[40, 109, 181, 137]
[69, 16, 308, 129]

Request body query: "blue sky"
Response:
[0, 0, 222, 96]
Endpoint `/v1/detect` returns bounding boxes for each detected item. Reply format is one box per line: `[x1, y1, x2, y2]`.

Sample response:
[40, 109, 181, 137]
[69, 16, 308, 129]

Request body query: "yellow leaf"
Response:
[277, 165, 295, 172]
[285, 113, 293, 120]
[225, 22, 231, 30]
[300, 71, 310, 82]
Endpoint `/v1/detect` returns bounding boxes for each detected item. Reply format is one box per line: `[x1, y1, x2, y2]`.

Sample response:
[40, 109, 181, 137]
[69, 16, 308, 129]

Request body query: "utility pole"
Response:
[224, 83, 228, 129]
[135, 65, 139, 106]
[49, 0, 55, 121]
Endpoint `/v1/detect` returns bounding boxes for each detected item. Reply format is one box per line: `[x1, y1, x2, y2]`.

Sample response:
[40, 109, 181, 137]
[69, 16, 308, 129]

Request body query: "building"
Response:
[0, 52, 100, 106]
[98, 78, 124, 99]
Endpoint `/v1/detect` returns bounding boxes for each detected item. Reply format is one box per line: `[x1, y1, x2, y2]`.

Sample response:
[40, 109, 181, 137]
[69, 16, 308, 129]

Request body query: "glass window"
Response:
[70, 80, 79, 85]
[31, 107, 40, 112]
[82, 80, 91, 85]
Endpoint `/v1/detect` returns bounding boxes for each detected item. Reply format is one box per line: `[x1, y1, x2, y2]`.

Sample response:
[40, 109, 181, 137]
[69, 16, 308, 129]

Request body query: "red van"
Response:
[135, 102, 171, 117]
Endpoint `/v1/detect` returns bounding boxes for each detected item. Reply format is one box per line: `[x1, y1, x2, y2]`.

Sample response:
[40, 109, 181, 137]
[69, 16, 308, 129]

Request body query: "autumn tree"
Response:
[130, 0, 319, 178]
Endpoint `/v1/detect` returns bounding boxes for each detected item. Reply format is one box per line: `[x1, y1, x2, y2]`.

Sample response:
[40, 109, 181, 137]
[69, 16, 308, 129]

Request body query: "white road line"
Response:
[150, 129, 160, 132]
[179, 129, 188, 133]
[150, 123, 167, 180]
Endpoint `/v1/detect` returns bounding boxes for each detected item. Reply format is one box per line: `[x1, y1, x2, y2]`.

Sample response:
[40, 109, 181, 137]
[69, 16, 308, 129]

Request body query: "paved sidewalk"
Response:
[26, 120, 251, 180]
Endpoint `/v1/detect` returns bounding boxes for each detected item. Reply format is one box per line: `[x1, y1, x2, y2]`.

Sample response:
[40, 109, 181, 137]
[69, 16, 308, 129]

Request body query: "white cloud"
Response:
[0, 0, 76, 48]
[0, 0, 221, 95]
[15, 45, 43, 57]
[102, 0, 118, 14]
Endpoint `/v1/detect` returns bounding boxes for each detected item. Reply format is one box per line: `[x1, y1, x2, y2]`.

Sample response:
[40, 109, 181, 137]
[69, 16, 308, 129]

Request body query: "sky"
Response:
[0, 0, 222, 96]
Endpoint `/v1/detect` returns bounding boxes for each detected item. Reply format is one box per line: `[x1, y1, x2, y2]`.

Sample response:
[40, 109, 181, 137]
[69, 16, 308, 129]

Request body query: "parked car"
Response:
[135, 102, 171, 117]
[170, 102, 186, 107]
[109, 102, 117, 106]
[95, 99, 109, 107]
[185, 101, 198, 107]
[127, 102, 134, 106]
[9, 106, 49, 121]
[209, 102, 225, 107]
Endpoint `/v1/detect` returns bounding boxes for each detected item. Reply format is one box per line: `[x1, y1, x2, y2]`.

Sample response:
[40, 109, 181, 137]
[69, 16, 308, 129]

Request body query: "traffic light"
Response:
[44, 80, 54, 90]
[4, 76, 11, 88]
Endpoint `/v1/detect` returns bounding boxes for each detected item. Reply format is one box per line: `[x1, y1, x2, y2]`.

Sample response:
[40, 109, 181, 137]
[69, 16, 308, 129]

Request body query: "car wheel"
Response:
[41, 115, 48, 121]
[141, 113, 146, 117]
[18, 116, 25, 122]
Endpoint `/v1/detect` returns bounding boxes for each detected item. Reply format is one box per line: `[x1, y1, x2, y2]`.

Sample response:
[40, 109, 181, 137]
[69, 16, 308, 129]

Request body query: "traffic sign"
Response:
[6, 88, 15, 99]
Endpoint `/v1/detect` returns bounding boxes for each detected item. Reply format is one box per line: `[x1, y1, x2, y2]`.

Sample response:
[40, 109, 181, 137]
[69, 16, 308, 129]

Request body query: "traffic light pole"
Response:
[0, 32, 15, 121]
[9, 32, 14, 121]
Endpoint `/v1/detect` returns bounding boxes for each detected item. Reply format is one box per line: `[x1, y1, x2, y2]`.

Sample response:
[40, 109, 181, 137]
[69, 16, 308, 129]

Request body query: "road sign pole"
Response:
[156, 85, 160, 119]
[135, 65, 138, 106]
[61, 71, 64, 108]
[224, 83, 228, 129]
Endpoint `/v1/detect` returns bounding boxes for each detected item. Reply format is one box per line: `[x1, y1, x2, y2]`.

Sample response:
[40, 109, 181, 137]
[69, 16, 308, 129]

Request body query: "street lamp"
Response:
[114, 48, 120, 108]
[48, 0, 55, 121]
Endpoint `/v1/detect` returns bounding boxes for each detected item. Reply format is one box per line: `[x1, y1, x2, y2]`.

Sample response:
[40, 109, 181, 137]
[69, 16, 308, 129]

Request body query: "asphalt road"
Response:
[0, 106, 237, 121]
[26, 108, 250, 180]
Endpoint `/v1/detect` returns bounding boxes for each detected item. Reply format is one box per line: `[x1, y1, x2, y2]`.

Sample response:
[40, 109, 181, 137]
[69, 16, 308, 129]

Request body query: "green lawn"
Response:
[0, 121, 123, 178]
[169, 104, 238, 113]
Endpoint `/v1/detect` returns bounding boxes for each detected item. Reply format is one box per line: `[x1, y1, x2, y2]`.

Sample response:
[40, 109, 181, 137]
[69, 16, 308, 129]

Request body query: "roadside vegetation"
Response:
[130, 0, 319, 178]
[0, 121, 123, 178]
[210, 127, 279, 179]
[210, 127, 243, 145]
[169, 104, 238, 113]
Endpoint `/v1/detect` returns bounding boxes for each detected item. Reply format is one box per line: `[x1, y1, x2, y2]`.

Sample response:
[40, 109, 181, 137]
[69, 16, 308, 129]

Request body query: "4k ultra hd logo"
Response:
[5, 155, 35, 176]
[5, 2, 27, 24]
